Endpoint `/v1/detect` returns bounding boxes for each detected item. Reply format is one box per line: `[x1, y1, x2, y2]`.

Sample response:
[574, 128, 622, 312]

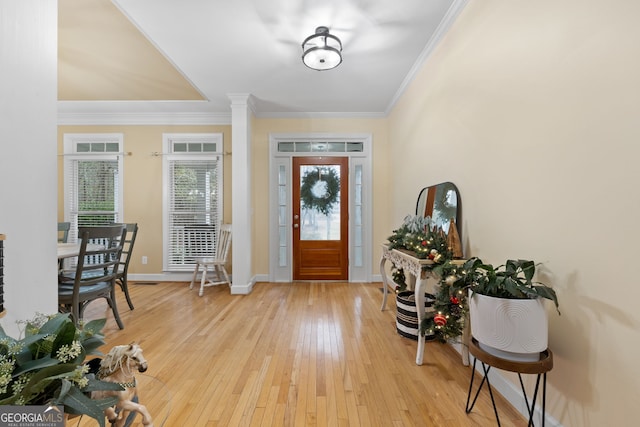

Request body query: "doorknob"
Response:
[294, 214, 299, 220]
[293, 224, 299, 228]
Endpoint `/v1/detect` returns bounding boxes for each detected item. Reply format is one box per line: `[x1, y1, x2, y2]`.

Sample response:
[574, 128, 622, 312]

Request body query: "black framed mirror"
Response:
[415, 181, 461, 238]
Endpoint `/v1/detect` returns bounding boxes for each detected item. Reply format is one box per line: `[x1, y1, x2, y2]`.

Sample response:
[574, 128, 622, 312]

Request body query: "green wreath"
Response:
[300, 167, 340, 215]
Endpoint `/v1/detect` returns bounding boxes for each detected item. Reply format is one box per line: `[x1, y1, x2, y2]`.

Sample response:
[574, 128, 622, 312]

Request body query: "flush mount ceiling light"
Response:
[301, 26, 342, 71]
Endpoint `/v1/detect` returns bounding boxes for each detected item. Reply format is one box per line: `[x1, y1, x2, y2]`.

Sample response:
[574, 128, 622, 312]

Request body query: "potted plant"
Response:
[0, 313, 123, 426]
[440, 257, 560, 361]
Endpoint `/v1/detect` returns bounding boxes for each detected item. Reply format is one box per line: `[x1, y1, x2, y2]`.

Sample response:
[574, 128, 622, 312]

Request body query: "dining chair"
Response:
[115, 223, 139, 310]
[189, 224, 232, 296]
[57, 222, 71, 243]
[57, 222, 72, 272]
[58, 224, 127, 329]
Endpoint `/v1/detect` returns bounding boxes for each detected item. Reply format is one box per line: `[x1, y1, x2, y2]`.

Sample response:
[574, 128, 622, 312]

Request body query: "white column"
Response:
[0, 1, 58, 335]
[228, 94, 254, 294]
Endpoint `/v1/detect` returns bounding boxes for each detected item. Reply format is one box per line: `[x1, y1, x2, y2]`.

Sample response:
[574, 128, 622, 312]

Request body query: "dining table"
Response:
[57, 242, 104, 260]
[57, 242, 82, 259]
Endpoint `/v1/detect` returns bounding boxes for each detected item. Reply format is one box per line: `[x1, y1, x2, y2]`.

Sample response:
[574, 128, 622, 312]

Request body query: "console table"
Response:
[465, 337, 553, 426]
[379, 244, 469, 366]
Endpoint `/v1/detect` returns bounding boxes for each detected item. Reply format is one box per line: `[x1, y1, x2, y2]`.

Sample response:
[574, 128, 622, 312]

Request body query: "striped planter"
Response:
[396, 291, 436, 341]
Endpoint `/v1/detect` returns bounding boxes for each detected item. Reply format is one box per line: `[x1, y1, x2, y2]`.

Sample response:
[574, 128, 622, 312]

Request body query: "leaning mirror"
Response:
[415, 181, 461, 237]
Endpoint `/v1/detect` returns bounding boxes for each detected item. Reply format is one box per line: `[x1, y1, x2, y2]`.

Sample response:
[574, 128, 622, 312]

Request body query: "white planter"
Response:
[468, 292, 548, 362]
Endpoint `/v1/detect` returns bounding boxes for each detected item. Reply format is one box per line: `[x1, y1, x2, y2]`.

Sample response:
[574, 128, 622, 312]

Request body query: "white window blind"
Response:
[163, 134, 223, 271]
[63, 134, 123, 242]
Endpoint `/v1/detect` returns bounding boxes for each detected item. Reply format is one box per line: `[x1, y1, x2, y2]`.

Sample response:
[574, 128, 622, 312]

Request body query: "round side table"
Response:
[465, 337, 553, 427]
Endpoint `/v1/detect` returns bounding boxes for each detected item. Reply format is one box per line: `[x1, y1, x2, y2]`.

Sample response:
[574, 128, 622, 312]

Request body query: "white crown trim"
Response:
[385, 0, 470, 115]
[58, 101, 231, 125]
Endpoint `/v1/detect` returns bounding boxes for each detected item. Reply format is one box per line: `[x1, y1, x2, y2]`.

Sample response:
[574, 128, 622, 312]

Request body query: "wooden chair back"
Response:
[59, 224, 127, 328]
[216, 224, 232, 262]
[58, 222, 71, 243]
[117, 223, 139, 276]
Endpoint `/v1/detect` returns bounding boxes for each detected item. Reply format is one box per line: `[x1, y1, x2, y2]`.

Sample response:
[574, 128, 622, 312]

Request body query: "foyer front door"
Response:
[292, 157, 349, 280]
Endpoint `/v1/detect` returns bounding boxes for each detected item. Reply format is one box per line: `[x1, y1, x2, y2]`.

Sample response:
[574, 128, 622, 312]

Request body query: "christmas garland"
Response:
[387, 215, 466, 343]
[419, 261, 468, 343]
[300, 167, 340, 215]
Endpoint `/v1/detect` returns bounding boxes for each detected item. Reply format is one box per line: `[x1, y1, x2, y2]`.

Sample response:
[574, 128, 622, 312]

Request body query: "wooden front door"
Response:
[292, 157, 348, 280]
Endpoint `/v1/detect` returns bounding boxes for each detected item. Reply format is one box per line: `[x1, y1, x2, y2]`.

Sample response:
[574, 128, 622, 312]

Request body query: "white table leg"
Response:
[379, 256, 389, 311]
[415, 273, 426, 365]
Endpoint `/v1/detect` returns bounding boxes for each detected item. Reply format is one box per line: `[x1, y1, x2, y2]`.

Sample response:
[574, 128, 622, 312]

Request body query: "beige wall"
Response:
[53, 1, 640, 422]
[57, 124, 232, 274]
[388, 0, 640, 425]
[57, 118, 391, 278]
[251, 117, 390, 275]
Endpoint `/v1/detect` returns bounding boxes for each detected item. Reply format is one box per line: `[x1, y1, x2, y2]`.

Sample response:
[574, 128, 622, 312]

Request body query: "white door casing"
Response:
[268, 133, 372, 282]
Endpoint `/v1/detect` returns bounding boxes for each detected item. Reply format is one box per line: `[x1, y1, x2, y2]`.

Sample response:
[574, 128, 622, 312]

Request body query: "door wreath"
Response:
[300, 167, 340, 215]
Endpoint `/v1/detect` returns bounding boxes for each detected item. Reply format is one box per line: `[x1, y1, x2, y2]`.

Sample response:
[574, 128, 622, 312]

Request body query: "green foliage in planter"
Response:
[444, 257, 560, 314]
[0, 313, 123, 427]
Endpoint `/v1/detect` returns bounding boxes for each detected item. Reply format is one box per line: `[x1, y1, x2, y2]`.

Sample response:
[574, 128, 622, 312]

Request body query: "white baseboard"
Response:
[230, 276, 255, 295]
[128, 273, 192, 282]
[129, 272, 258, 295]
[253, 274, 270, 283]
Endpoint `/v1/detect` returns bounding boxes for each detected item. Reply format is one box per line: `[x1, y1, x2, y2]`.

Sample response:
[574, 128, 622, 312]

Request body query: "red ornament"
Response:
[421, 240, 428, 247]
[450, 296, 459, 305]
[434, 313, 447, 327]
[428, 253, 435, 260]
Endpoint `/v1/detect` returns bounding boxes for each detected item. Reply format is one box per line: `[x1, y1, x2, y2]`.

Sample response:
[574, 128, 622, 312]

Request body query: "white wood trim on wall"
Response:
[268, 133, 373, 283]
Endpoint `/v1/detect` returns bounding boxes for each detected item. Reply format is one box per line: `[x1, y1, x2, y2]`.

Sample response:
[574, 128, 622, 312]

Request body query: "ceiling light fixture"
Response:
[301, 26, 342, 71]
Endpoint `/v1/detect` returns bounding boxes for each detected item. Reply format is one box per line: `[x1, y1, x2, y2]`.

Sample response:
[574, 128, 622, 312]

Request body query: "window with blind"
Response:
[163, 134, 223, 271]
[63, 134, 124, 241]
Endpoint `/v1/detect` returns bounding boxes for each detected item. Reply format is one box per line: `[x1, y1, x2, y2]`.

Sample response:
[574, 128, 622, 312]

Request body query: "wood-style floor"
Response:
[71, 281, 527, 427]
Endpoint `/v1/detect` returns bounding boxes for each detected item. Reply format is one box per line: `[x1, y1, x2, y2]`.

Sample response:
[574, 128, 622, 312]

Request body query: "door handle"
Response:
[293, 224, 299, 228]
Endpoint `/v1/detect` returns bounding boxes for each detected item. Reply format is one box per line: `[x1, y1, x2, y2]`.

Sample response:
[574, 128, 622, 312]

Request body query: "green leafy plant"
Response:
[0, 313, 122, 427]
[443, 257, 560, 314]
[419, 257, 560, 342]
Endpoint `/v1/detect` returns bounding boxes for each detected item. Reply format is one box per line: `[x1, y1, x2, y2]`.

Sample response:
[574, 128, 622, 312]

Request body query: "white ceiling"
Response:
[58, 0, 466, 118]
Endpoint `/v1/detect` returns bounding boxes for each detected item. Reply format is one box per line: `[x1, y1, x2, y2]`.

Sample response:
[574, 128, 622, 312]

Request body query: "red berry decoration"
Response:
[434, 313, 447, 326]
[450, 296, 459, 305]
[421, 240, 428, 247]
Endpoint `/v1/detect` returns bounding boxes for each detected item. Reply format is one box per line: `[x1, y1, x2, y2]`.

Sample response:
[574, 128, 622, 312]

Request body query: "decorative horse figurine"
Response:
[93, 343, 154, 427]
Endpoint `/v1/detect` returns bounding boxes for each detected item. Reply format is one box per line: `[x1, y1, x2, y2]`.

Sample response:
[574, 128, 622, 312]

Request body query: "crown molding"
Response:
[385, 0, 469, 115]
[254, 111, 387, 119]
[57, 101, 231, 125]
[58, 100, 388, 123]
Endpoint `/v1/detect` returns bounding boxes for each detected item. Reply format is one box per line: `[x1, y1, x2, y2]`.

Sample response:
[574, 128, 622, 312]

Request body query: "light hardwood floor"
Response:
[71, 281, 527, 427]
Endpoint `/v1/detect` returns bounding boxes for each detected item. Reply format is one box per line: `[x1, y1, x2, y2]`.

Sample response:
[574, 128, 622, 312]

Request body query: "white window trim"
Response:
[62, 133, 124, 241]
[162, 133, 224, 271]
